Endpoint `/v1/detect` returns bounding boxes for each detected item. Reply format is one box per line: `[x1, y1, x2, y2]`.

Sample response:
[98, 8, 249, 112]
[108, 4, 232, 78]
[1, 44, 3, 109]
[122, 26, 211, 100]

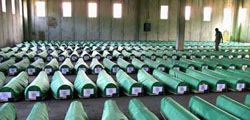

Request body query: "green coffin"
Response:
[24, 71, 50, 100]
[90, 58, 104, 74]
[245, 94, 250, 107]
[156, 58, 180, 71]
[144, 58, 166, 72]
[0, 72, 29, 101]
[65, 101, 89, 120]
[74, 71, 97, 98]
[116, 70, 143, 95]
[0, 58, 16, 74]
[129, 98, 159, 120]
[137, 69, 164, 95]
[161, 97, 199, 120]
[70, 50, 80, 62]
[0, 103, 17, 120]
[44, 58, 59, 75]
[153, 69, 188, 94]
[59, 58, 74, 75]
[0, 72, 5, 89]
[202, 69, 246, 91]
[75, 58, 89, 73]
[186, 69, 227, 92]
[189, 96, 240, 120]
[169, 69, 208, 92]
[97, 70, 119, 97]
[103, 58, 120, 74]
[27, 59, 44, 75]
[26, 102, 49, 120]
[117, 58, 135, 73]
[216, 95, 250, 120]
[9, 58, 30, 75]
[101, 100, 128, 120]
[215, 68, 250, 87]
[51, 71, 74, 99]
[131, 58, 150, 72]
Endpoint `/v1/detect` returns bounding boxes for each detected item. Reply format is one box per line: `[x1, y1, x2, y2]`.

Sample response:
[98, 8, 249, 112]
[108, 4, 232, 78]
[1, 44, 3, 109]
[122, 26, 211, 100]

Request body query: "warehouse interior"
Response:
[1, 0, 250, 120]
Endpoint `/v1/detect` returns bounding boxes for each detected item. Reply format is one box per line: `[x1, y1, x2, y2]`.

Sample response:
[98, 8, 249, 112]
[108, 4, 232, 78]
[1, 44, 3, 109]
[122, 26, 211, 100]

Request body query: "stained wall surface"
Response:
[20, 0, 247, 42]
[0, 0, 24, 47]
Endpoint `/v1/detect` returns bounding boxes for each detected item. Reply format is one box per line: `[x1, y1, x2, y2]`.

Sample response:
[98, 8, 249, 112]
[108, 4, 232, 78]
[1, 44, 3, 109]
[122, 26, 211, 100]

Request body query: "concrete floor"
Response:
[1, 74, 249, 120]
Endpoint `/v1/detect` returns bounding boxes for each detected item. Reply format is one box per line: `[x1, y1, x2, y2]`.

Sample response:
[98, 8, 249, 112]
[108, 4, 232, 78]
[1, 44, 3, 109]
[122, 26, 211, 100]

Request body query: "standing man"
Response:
[215, 28, 223, 51]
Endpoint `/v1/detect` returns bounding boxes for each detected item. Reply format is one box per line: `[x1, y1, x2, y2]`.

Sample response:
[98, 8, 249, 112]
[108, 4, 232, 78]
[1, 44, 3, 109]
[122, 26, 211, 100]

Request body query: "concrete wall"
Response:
[28, 0, 239, 41]
[0, 0, 23, 47]
[236, 0, 250, 42]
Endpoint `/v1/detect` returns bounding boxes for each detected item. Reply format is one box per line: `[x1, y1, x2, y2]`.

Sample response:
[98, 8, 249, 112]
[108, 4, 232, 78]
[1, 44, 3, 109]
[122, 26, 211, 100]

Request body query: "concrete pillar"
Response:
[232, 0, 242, 42]
[176, 0, 186, 51]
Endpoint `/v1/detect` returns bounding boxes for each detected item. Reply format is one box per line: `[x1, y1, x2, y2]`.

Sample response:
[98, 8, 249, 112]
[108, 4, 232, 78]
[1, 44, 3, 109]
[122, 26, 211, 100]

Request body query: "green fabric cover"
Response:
[59, 58, 74, 74]
[60, 51, 70, 58]
[44, 58, 59, 73]
[101, 100, 128, 120]
[51, 71, 74, 99]
[11, 52, 25, 59]
[0, 72, 5, 89]
[132, 50, 145, 60]
[144, 58, 165, 70]
[75, 58, 89, 72]
[103, 58, 119, 73]
[116, 70, 143, 95]
[0, 103, 17, 120]
[129, 98, 159, 120]
[81, 51, 91, 60]
[0, 72, 29, 100]
[167, 59, 195, 70]
[161, 97, 199, 120]
[122, 50, 134, 60]
[153, 69, 188, 94]
[0, 58, 16, 74]
[97, 70, 119, 96]
[24, 51, 36, 60]
[26, 102, 49, 120]
[131, 58, 149, 70]
[137, 69, 164, 94]
[90, 58, 104, 72]
[10, 58, 30, 74]
[65, 101, 89, 120]
[74, 71, 97, 97]
[215, 68, 250, 86]
[216, 95, 250, 120]
[180, 58, 208, 70]
[204, 58, 236, 69]
[192, 58, 223, 69]
[186, 69, 227, 92]
[156, 58, 180, 70]
[221, 58, 249, 70]
[27, 59, 44, 74]
[25, 71, 50, 100]
[245, 94, 250, 107]
[0, 51, 15, 61]
[117, 58, 134, 71]
[189, 96, 240, 120]
[227, 69, 250, 78]
[113, 50, 123, 58]
[49, 50, 59, 58]
[36, 51, 48, 59]
[91, 51, 101, 59]
[1, 47, 11, 52]
[169, 69, 208, 91]
[70, 51, 80, 58]
[202, 69, 246, 91]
